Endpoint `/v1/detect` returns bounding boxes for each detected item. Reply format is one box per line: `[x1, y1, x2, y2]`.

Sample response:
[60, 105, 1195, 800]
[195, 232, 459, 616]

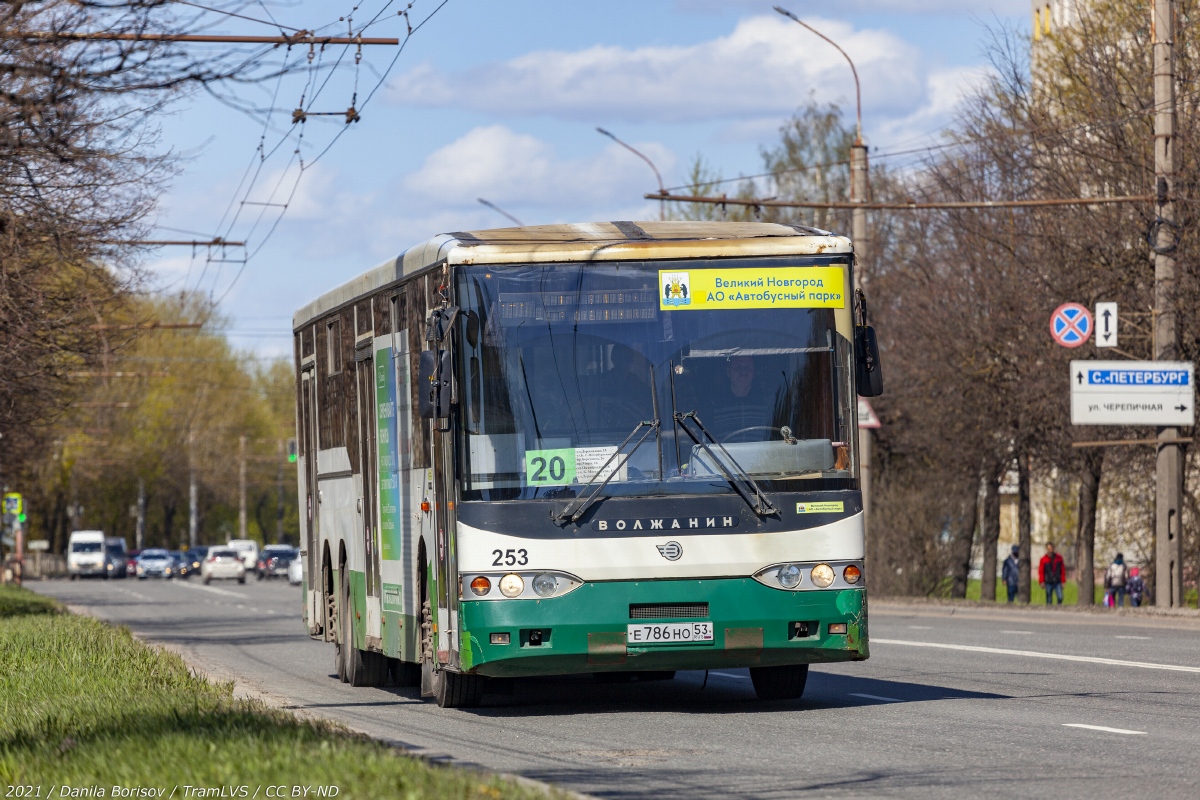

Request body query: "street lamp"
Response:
[596, 127, 666, 221]
[775, 5, 874, 561]
[477, 198, 524, 227]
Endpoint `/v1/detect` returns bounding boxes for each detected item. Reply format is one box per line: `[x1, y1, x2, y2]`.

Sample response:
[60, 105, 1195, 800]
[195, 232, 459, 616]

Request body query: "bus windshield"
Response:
[455, 258, 856, 502]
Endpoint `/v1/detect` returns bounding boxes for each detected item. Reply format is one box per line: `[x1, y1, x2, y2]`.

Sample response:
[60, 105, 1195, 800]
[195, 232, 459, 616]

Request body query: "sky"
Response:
[142, 0, 1029, 356]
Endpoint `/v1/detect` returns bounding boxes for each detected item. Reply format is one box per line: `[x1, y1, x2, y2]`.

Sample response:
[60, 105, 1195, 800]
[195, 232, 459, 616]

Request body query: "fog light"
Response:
[490, 632, 510, 645]
[532, 573, 557, 597]
[499, 573, 524, 598]
[810, 563, 835, 588]
[470, 576, 492, 596]
[843, 564, 862, 584]
[778, 564, 802, 589]
[828, 622, 848, 635]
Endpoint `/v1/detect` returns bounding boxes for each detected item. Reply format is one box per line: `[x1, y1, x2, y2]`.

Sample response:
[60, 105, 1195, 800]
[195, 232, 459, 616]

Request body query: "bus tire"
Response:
[340, 572, 386, 687]
[435, 669, 485, 709]
[388, 658, 421, 688]
[749, 664, 809, 701]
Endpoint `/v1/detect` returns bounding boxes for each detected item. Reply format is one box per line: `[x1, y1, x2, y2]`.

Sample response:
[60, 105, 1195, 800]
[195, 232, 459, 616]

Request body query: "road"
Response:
[31, 578, 1200, 799]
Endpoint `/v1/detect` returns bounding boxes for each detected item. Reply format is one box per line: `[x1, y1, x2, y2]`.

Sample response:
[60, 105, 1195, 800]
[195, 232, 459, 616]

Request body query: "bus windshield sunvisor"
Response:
[455, 259, 857, 502]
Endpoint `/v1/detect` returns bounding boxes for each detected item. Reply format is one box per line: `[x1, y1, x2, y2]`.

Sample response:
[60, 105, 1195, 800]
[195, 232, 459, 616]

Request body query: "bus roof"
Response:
[293, 220, 852, 329]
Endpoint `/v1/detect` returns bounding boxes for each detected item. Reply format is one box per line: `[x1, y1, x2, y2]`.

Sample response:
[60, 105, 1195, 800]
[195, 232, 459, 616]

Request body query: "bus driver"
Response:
[709, 355, 776, 440]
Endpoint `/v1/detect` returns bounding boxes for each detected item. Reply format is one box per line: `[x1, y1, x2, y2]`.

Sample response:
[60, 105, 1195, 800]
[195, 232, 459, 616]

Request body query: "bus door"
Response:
[354, 345, 382, 643]
[300, 361, 320, 631]
[432, 417, 459, 665]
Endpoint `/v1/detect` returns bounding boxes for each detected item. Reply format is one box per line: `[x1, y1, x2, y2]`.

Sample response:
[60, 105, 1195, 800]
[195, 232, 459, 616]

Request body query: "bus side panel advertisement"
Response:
[376, 346, 402, 562]
[659, 266, 845, 311]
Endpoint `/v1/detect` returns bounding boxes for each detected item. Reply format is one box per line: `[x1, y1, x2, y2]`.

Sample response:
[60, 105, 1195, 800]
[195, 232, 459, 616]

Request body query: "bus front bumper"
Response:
[459, 578, 867, 678]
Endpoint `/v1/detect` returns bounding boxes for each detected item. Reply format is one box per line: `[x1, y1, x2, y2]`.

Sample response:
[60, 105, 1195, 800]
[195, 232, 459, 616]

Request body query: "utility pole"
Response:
[775, 5, 874, 554]
[135, 477, 145, 550]
[1152, 0, 1184, 606]
[276, 439, 286, 545]
[239, 435, 248, 540]
[188, 432, 198, 549]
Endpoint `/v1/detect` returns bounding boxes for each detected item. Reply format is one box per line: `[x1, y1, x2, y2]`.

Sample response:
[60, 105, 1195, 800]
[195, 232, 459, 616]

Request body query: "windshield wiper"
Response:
[674, 411, 778, 518]
[552, 417, 660, 524]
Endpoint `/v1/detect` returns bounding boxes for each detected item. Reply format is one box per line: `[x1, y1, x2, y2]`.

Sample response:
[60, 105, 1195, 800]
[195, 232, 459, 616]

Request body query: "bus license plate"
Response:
[626, 622, 714, 645]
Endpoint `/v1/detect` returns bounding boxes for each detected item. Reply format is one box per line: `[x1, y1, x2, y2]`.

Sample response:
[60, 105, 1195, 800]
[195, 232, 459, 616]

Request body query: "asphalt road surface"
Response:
[32, 578, 1200, 799]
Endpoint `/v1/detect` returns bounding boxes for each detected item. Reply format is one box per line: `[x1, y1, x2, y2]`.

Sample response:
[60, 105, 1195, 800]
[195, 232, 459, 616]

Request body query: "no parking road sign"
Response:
[1050, 303, 1093, 348]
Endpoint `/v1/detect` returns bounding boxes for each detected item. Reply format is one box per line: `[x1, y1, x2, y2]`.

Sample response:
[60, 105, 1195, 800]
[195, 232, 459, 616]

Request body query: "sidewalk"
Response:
[871, 595, 1200, 630]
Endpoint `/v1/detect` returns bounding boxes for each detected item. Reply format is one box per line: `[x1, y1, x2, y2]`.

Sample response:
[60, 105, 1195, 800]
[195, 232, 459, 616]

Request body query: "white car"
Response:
[136, 548, 173, 579]
[226, 538, 259, 570]
[201, 548, 246, 584]
[67, 530, 107, 579]
[287, 555, 303, 586]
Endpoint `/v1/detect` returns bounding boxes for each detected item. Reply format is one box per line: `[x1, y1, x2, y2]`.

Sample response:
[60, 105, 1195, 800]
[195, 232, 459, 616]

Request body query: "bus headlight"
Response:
[810, 564, 835, 588]
[843, 565, 862, 584]
[499, 573, 524, 598]
[777, 564, 802, 589]
[532, 573, 557, 597]
[470, 576, 491, 596]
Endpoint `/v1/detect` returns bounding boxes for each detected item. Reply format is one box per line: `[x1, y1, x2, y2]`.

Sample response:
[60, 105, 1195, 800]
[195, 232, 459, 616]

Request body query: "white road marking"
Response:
[1063, 724, 1146, 735]
[710, 671, 750, 681]
[1001, 630, 1033, 635]
[1115, 635, 1152, 640]
[174, 581, 247, 600]
[117, 587, 151, 602]
[873, 638, 1200, 673]
[907, 625, 933, 630]
[849, 693, 902, 703]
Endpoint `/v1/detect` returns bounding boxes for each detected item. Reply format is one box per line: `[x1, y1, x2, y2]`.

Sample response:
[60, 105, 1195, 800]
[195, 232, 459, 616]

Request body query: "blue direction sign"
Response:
[1050, 303, 1093, 348]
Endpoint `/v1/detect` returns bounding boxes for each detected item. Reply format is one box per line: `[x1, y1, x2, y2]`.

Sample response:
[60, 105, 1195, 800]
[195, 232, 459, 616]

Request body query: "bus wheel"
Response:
[340, 573, 386, 687]
[388, 658, 421, 688]
[435, 668, 485, 709]
[749, 664, 809, 701]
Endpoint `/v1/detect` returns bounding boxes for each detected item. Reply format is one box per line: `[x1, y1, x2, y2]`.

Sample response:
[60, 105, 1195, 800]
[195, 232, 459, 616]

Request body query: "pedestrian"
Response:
[1002, 544, 1020, 603]
[1038, 542, 1066, 605]
[1104, 553, 1130, 608]
[1127, 566, 1145, 608]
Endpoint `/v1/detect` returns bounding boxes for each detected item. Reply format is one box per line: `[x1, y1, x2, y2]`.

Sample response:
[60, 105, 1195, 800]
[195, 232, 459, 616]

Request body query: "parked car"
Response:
[226, 538, 259, 571]
[104, 537, 128, 579]
[67, 530, 107, 580]
[287, 554, 303, 586]
[181, 547, 208, 578]
[201, 548, 246, 584]
[256, 545, 297, 580]
[166, 550, 187, 579]
[136, 548, 173, 579]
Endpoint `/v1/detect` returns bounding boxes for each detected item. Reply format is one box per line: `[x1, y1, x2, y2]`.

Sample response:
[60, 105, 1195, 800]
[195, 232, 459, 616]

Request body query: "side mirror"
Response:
[418, 349, 453, 418]
[855, 325, 884, 397]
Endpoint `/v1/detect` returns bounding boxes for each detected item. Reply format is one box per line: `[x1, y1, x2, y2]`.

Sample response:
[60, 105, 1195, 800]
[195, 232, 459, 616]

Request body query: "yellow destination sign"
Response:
[659, 266, 845, 311]
[795, 501, 844, 514]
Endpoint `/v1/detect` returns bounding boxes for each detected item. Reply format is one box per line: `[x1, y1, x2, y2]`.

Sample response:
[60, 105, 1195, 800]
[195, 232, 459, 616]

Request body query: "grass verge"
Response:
[0, 585, 553, 798]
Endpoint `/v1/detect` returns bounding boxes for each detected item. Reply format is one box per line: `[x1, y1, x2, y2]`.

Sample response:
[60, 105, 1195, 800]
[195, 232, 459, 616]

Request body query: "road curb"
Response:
[61, 601, 593, 800]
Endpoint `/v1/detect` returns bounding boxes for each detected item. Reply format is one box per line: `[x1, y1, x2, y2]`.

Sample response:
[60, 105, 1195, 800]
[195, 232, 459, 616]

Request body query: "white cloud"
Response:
[402, 125, 676, 209]
[389, 16, 925, 124]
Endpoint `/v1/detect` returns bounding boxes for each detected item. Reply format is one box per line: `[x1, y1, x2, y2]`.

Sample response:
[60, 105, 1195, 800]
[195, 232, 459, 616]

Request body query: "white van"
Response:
[68, 530, 107, 579]
[226, 538, 259, 570]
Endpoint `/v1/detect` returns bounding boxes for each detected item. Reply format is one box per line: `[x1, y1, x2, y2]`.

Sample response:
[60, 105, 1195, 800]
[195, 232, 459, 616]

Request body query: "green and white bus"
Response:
[292, 221, 882, 707]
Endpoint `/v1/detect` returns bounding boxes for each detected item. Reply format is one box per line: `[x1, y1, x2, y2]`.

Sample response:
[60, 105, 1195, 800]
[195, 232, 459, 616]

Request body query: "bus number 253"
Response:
[492, 549, 529, 567]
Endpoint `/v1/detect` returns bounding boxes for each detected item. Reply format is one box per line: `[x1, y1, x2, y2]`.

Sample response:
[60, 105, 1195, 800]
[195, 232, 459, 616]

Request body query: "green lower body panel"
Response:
[459, 579, 868, 678]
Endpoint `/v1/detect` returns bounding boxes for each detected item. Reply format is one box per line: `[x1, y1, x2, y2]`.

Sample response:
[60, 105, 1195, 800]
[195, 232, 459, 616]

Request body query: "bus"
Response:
[292, 220, 882, 708]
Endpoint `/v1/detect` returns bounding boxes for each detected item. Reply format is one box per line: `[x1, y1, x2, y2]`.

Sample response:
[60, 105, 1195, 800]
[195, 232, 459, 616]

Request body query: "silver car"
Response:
[136, 548, 173, 579]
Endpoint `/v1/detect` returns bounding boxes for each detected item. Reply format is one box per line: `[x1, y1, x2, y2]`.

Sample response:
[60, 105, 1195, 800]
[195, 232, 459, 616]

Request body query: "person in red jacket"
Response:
[1038, 542, 1066, 605]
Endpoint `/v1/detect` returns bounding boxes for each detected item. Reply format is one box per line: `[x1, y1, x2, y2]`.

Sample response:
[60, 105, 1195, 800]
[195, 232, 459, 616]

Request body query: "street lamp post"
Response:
[596, 128, 666, 221]
[774, 6, 875, 561]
